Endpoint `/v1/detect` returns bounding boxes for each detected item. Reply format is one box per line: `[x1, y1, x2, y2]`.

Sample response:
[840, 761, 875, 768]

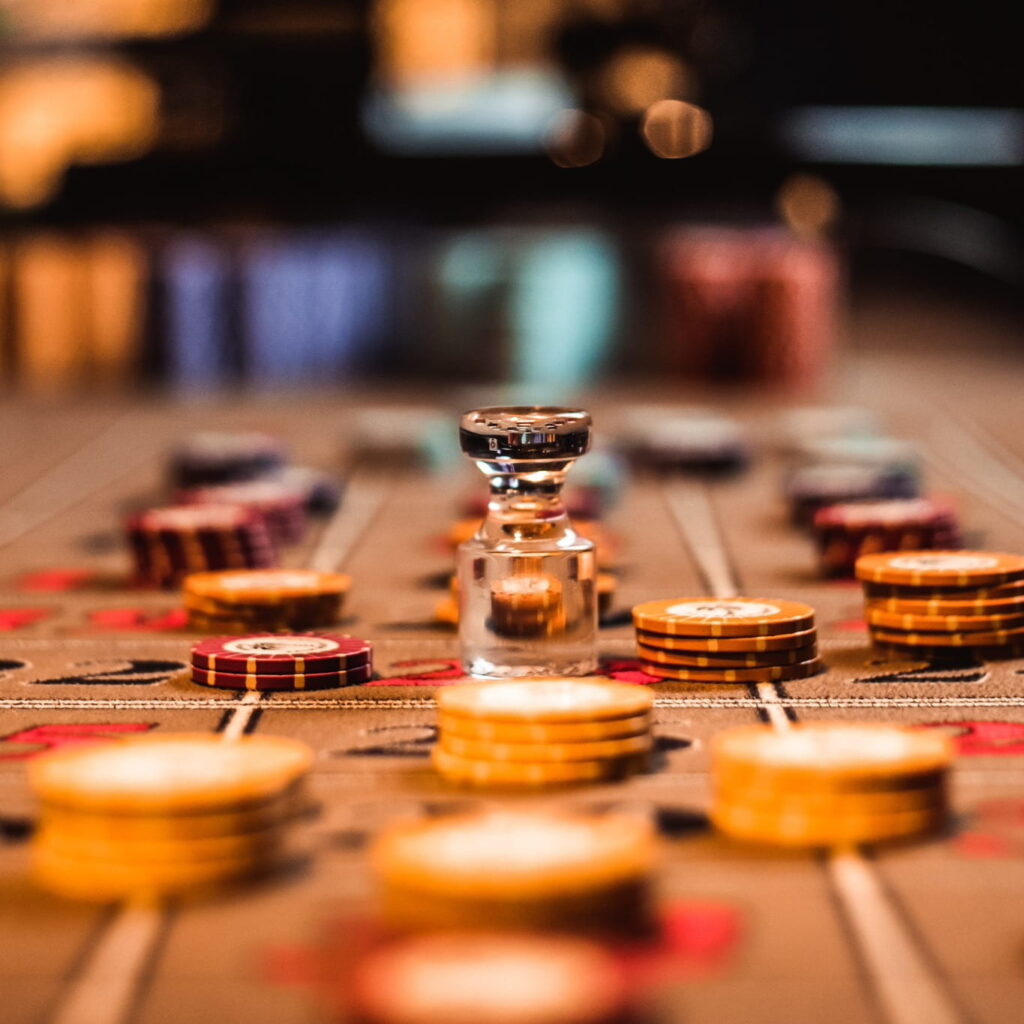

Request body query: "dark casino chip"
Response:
[191, 634, 372, 675]
[190, 663, 371, 691]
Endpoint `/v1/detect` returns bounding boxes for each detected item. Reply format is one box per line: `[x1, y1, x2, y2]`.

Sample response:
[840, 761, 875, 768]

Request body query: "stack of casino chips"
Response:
[856, 551, 1024, 658]
[710, 724, 952, 847]
[811, 499, 962, 578]
[179, 479, 308, 545]
[182, 569, 351, 633]
[169, 431, 288, 489]
[189, 634, 373, 691]
[370, 807, 657, 934]
[633, 598, 822, 683]
[29, 733, 313, 901]
[433, 679, 653, 788]
[126, 504, 276, 588]
[347, 932, 629, 1024]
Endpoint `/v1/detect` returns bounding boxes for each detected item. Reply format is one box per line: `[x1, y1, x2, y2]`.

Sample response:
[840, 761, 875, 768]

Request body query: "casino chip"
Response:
[370, 809, 657, 933]
[440, 732, 652, 765]
[348, 932, 629, 1024]
[190, 634, 373, 690]
[169, 431, 287, 490]
[636, 626, 818, 653]
[855, 551, 1024, 588]
[710, 724, 951, 847]
[434, 679, 653, 787]
[437, 712, 651, 744]
[784, 463, 919, 528]
[438, 679, 653, 723]
[865, 607, 1024, 633]
[856, 550, 1024, 657]
[811, 498, 962, 578]
[638, 657, 824, 683]
[126, 504, 277, 588]
[183, 569, 351, 633]
[632, 598, 814, 637]
[635, 641, 816, 668]
[190, 662, 372, 691]
[180, 479, 309, 546]
[29, 733, 314, 900]
[869, 625, 1024, 649]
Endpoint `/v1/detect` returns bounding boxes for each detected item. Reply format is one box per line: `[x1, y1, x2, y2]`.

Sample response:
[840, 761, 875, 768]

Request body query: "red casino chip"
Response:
[191, 634, 372, 675]
[190, 663, 371, 691]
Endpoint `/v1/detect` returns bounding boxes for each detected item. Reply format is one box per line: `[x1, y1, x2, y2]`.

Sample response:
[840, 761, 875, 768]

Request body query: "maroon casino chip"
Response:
[190, 662, 372, 691]
[190, 634, 373, 675]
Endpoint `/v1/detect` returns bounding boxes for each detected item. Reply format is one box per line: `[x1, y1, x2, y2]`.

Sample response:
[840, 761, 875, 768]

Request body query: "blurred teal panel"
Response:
[510, 231, 619, 388]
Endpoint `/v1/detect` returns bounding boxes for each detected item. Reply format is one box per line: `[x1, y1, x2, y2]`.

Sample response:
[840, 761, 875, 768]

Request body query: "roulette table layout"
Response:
[2, 346, 1023, 1024]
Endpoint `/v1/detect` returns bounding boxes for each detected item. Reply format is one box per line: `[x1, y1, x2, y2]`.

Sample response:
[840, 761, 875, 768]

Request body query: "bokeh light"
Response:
[545, 109, 606, 168]
[640, 99, 713, 159]
[776, 173, 841, 238]
[0, 59, 158, 208]
[373, 0, 496, 84]
[0, 0, 211, 40]
[599, 47, 691, 115]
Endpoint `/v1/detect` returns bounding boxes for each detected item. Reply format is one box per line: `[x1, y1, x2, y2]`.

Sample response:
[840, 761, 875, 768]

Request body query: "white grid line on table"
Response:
[2, 695, 1023, 711]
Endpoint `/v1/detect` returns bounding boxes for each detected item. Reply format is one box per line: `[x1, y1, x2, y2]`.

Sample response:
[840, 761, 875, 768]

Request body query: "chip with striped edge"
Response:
[632, 598, 814, 638]
[191, 634, 372, 675]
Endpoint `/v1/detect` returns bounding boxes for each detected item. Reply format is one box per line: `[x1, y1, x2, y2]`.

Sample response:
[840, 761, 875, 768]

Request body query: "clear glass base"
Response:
[458, 545, 598, 679]
[465, 655, 600, 680]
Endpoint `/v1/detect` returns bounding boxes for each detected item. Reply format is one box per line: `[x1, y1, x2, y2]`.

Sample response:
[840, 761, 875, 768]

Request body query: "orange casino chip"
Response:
[635, 640, 817, 668]
[437, 679, 653, 724]
[869, 625, 1024, 648]
[183, 568, 351, 604]
[631, 598, 814, 638]
[431, 747, 646, 787]
[29, 733, 314, 814]
[439, 732, 652, 764]
[370, 810, 657, 901]
[711, 724, 953, 787]
[867, 592, 1024, 616]
[436, 712, 651, 744]
[855, 551, 1024, 588]
[31, 845, 281, 900]
[635, 627, 817, 653]
[864, 607, 1024, 633]
[349, 931, 629, 1024]
[639, 657, 824, 683]
[710, 800, 946, 848]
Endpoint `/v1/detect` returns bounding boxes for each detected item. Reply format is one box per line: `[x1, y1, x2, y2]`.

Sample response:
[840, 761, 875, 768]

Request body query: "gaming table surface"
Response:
[1, 341, 1023, 1024]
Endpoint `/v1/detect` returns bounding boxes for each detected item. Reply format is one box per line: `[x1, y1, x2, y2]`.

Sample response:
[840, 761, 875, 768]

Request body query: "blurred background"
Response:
[0, 0, 1019, 396]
